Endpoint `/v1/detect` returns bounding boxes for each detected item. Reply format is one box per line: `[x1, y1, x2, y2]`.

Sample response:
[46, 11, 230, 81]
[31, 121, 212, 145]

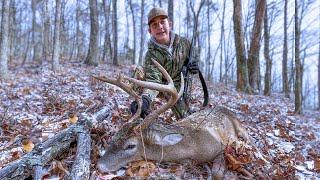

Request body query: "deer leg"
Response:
[204, 164, 213, 180]
[211, 154, 226, 180]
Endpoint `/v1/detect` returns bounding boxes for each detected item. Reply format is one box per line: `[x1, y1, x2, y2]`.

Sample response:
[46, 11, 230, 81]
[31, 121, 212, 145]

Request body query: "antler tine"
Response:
[125, 59, 185, 129]
[91, 74, 142, 122]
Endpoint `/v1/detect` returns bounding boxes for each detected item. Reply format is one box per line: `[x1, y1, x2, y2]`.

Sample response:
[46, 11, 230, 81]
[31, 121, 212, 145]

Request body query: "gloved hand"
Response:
[130, 95, 151, 119]
[187, 61, 199, 74]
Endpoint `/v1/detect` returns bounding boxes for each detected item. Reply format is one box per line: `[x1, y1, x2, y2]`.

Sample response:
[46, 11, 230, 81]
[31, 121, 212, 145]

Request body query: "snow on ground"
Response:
[0, 62, 319, 178]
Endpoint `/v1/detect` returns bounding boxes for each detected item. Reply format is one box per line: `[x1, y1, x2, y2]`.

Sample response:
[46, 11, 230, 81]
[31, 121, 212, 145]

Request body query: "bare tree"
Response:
[282, 0, 289, 98]
[85, 0, 99, 66]
[158, 0, 162, 7]
[294, 0, 302, 114]
[189, 0, 205, 61]
[42, 0, 50, 64]
[75, 0, 82, 59]
[102, 0, 112, 62]
[263, 3, 271, 96]
[206, 1, 213, 81]
[8, 0, 16, 63]
[52, 0, 61, 71]
[31, 0, 38, 62]
[247, 0, 266, 91]
[138, 0, 145, 65]
[128, 0, 136, 64]
[232, 0, 251, 93]
[112, 0, 118, 65]
[0, 0, 10, 80]
[220, 0, 226, 83]
[318, 40, 320, 110]
[168, 0, 173, 29]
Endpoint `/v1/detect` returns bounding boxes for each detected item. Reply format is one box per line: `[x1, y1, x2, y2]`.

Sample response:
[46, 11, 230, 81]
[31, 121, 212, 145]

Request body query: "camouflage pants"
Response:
[132, 66, 190, 119]
[171, 97, 190, 119]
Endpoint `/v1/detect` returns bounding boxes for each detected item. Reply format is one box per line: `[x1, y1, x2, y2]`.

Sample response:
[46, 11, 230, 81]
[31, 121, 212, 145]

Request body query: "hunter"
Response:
[130, 7, 199, 119]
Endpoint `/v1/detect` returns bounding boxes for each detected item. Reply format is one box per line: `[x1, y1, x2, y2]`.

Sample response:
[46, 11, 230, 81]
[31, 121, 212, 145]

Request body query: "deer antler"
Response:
[91, 74, 142, 122]
[92, 59, 184, 129]
[125, 59, 184, 129]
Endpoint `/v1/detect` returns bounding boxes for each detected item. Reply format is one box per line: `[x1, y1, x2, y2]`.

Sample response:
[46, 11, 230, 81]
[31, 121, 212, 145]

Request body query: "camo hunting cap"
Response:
[148, 7, 168, 25]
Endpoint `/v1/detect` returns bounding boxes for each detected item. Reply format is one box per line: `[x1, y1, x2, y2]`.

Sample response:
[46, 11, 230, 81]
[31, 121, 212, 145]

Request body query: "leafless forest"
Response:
[0, 0, 319, 111]
[0, 0, 319, 179]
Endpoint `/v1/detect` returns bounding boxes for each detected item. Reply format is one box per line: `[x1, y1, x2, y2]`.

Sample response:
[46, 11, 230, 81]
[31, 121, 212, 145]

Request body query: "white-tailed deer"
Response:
[94, 59, 249, 178]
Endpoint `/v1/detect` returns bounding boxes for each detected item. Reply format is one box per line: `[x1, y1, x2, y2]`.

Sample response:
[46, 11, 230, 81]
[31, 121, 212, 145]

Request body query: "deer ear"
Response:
[162, 133, 183, 146]
[153, 133, 183, 146]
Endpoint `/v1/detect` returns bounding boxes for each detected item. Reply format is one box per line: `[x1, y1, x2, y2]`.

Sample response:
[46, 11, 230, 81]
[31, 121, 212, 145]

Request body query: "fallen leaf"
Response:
[20, 119, 32, 127]
[126, 161, 156, 177]
[11, 151, 21, 160]
[49, 160, 70, 177]
[69, 115, 78, 124]
[22, 139, 34, 152]
[315, 158, 320, 172]
[239, 104, 249, 114]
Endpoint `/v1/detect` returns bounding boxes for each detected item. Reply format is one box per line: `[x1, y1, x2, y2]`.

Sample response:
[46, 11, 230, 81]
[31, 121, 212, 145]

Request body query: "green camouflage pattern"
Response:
[142, 33, 192, 119]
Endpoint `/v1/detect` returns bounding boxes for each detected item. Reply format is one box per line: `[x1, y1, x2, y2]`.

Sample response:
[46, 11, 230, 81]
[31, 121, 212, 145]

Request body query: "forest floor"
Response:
[0, 61, 319, 179]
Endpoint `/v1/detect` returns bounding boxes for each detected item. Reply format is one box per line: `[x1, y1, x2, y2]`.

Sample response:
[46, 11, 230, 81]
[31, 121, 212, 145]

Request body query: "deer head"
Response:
[93, 59, 185, 172]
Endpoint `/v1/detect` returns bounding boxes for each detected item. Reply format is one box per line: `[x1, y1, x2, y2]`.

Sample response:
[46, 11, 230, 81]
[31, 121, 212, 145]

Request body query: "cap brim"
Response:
[148, 15, 168, 25]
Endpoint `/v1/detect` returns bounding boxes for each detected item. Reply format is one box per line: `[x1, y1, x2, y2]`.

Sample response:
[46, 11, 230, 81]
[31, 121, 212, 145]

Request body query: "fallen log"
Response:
[70, 126, 91, 180]
[0, 104, 113, 179]
[0, 126, 77, 180]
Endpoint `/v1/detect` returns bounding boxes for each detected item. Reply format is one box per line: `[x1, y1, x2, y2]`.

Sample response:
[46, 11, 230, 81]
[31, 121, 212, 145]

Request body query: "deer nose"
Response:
[96, 161, 110, 173]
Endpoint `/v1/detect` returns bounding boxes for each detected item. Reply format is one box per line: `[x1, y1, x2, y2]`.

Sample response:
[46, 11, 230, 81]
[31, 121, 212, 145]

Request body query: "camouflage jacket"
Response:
[143, 32, 192, 100]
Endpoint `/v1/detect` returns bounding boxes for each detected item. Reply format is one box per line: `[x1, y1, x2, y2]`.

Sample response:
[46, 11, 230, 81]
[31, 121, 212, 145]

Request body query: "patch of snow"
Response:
[266, 132, 279, 140]
[294, 165, 313, 175]
[0, 147, 23, 161]
[304, 161, 314, 170]
[285, 119, 292, 124]
[305, 144, 312, 149]
[288, 131, 295, 136]
[116, 169, 126, 176]
[273, 129, 280, 136]
[266, 137, 274, 146]
[276, 141, 295, 153]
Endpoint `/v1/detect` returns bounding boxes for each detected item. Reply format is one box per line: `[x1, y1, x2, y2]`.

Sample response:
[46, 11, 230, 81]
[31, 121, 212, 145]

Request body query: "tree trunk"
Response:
[60, 1, 67, 57]
[31, 0, 37, 62]
[247, 0, 266, 92]
[85, 0, 99, 66]
[263, 3, 271, 96]
[102, 0, 112, 63]
[138, 0, 145, 65]
[189, 0, 205, 66]
[206, 1, 212, 81]
[220, 0, 226, 83]
[232, 0, 251, 93]
[8, 0, 16, 64]
[158, 0, 162, 7]
[294, 0, 302, 114]
[186, 0, 190, 38]
[42, 0, 50, 63]
[168, 0, 173, 29]
[112, 0, 118, 65]
[0, 0, 10, 80]
[52, 0, 61, 71]
[283, 0, 289, 98]
[318, 41, 320, 110]
[128, 0, 136, 64]
[76, 0, 81, 59]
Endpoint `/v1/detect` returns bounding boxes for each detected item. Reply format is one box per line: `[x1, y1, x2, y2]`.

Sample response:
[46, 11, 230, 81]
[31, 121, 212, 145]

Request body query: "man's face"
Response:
[148, 16, 172, 45]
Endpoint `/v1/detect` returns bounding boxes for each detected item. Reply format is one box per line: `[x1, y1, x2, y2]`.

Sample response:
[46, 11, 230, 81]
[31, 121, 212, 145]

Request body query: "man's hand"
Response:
[130, 95, 151, 118]
[188, 61, 199, 74]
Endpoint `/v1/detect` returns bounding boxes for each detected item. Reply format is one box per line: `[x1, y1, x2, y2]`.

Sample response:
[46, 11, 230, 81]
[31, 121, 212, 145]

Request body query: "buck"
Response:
[94, 59, 249, 178]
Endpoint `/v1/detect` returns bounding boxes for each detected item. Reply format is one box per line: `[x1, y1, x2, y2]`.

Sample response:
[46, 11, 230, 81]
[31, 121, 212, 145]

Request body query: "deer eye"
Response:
[124, 144, 136, 150]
